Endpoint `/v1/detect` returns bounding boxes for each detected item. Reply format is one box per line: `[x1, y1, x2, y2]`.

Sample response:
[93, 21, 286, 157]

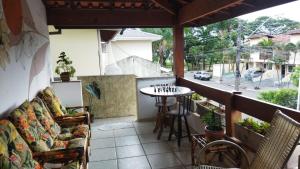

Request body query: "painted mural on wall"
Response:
[0, 0, 50, 96]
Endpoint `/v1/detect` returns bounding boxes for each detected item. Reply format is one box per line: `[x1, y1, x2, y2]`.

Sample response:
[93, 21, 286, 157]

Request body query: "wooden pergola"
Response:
[43, 0, 300, 138]
[43, 0, 295, 77]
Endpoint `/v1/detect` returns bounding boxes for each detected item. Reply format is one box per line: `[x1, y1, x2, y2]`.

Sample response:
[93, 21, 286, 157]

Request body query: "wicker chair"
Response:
[196, 110, 300, 169]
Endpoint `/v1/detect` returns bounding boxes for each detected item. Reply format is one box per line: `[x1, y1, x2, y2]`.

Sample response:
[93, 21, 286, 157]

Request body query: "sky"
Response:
[238, 1, 300, 22]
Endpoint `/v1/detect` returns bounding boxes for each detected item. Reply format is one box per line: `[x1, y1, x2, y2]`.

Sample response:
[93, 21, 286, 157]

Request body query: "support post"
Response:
[173, 24, 184, 78]
[225, 91, 242, 136]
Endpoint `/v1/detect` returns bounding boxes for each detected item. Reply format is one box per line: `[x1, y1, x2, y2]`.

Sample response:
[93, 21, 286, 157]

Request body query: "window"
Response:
[267, 63, 272, 70]
[288, 65, 295, 73]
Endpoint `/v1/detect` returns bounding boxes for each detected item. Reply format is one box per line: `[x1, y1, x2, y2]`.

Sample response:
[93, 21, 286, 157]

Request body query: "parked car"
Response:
[194, 71, 212, 80]
[244, 68, 264, 80]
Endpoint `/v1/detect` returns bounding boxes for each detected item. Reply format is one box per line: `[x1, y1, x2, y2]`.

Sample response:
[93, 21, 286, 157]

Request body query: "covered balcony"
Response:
[0, 0, 299, 169]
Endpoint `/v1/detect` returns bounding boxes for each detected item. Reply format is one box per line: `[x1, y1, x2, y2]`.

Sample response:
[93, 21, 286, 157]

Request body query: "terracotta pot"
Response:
[204, 126, 224, 142]
[60, 72, 70, 82]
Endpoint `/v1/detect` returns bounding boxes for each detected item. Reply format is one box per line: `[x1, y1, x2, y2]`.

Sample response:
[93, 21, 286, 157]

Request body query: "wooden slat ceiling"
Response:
[44, 0, 296, 28]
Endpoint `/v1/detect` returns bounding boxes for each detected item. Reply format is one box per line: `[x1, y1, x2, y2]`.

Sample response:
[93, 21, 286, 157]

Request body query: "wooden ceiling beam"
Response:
[179, 0, 243, 25]
[47, 9, 175, 28]
[151, 0, 176, 15]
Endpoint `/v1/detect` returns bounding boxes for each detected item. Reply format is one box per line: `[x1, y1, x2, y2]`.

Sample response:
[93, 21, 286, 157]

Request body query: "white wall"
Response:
[109, 40, 153, 65]
[0, 0, 51, 115]
[49, 29, 101, 77]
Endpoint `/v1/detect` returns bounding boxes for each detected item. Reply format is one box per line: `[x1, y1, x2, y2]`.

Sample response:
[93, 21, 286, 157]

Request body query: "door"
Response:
[281, 65, 286, 78]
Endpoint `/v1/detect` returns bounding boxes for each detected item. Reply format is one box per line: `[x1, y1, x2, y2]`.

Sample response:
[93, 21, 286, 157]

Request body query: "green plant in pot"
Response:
[55, 52, 76, 82]
[201, 109, 224, 141]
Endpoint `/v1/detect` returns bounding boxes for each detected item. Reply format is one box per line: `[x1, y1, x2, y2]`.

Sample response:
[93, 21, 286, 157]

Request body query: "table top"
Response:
[140, 86, 191, 97]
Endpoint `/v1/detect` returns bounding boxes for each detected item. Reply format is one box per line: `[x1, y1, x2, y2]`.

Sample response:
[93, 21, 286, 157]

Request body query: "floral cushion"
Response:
[31, 98, 88, 140]
[52, 138, 85, 150]
[39, 87, 88, 118]
[31, 98, 61, 138]
[62, 125, 89, 138]
[39, 87, 67, 117]
[0, 120, 42, 169]
[10, 102, 54, 152]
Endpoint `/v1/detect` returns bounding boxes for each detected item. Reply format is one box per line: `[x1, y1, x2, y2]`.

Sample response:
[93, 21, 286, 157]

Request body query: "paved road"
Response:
[184, 72, 281, 99]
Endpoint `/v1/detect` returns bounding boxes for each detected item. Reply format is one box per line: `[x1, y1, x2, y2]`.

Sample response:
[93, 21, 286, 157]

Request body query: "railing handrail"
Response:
[177, 77, 300, 135]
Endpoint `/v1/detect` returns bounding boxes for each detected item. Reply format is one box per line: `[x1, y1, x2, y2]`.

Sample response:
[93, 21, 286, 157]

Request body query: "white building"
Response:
[49, 28, 162, 77]
[247, 29, 300, 80]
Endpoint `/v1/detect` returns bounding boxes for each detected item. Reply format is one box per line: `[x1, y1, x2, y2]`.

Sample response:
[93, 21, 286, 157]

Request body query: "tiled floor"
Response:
[89, 116, 192, 169]
[89, 116, 300, 169]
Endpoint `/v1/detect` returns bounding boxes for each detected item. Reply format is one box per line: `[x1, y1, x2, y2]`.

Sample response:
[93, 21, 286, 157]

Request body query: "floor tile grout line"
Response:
[133, 121, 153, 169]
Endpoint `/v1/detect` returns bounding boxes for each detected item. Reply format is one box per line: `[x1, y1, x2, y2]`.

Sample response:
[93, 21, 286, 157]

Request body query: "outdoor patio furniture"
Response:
[140, 86, 192, 139]
[0, 119, 85, 169]
[167, 92, 193, 146]
[195, 110, 300, 169]
[38, 87, 90, 128]
[8, 104, 88, 166]
[31, 98, 90, 140]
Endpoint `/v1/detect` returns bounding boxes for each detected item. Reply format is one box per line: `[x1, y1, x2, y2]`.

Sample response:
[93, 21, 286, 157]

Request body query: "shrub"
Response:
[291, 66, 300, 87]
[192, 93, 202, 100]
[258, 88, 298, 109]
[238, 118, 270, 135]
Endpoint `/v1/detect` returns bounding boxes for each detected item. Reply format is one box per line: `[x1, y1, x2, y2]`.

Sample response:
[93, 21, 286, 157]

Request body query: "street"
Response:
[184, 71, 290, 99]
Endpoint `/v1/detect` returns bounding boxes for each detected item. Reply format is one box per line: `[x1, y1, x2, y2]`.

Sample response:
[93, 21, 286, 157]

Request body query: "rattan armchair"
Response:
[196, 110, 300, 169]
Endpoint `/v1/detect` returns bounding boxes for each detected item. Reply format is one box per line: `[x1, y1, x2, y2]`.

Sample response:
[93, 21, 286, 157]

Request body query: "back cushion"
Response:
[10, 102, 53, 152]
[31, 98, 62, 139]
[0, 120, 42, 169]
[39, 87, 67, 117]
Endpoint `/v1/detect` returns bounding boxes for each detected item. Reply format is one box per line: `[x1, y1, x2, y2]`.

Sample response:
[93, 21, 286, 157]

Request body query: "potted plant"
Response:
[235, 118, 270, 151]
[201, 109, 224, 141]
[55, 52, 76, 82]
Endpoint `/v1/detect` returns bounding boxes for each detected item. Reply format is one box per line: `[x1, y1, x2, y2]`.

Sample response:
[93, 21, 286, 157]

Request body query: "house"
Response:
[49, 28, 162, 77]
[247, 29, 300, 80]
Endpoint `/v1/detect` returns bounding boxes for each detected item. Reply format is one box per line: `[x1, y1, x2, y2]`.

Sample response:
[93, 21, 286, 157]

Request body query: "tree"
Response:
[258, 88, 298, 109]
[291, 67, 300, 86]
[142, 28, 173, 66]
[245, 16, 300, 36]
[254, 39, 274, 89]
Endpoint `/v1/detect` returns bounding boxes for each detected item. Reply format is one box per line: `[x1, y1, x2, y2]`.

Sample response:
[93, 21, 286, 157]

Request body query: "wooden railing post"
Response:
[225, 91, 242, 137]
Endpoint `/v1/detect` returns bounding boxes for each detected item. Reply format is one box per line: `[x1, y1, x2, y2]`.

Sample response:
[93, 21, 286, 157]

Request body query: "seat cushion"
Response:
[52, 138, 86, 150]
[62, 124, 89, 138]
[11, 102, 54, 152]
[0, 120, 42, 169]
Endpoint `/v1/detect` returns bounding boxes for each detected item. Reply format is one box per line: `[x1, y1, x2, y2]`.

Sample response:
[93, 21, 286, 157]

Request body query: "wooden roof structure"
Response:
[44, 0, 295, 29]
[43, 0, 296, 77]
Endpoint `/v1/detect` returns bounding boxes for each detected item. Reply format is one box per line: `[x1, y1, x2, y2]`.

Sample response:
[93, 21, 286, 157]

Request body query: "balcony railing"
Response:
[177, 77, 300, 136]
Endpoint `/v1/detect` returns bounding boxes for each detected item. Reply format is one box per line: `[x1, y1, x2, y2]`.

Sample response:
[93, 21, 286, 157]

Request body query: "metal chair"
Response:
[196, 110, 300, 169]
[167, 92, 193, 146]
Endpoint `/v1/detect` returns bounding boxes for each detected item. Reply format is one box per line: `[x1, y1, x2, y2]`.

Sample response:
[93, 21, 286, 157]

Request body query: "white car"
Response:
[193, 71, 212, 80]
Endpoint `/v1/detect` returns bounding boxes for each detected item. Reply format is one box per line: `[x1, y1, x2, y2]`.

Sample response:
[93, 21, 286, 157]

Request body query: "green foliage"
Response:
[291, 66, 300, 86]
[143, 16, 300, 71]
[142, 28, 173, 66]
[238, 118, 270, 135]
[258, 89, 298, 109]
[191, 93, 202, 100]
[55, 52, 76, 76]
[244, 16, 300, 35]
[201, 110, 222, 131]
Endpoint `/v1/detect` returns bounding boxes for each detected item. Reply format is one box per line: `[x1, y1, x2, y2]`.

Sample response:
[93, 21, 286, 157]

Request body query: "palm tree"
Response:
[255, 39, 274, 89]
